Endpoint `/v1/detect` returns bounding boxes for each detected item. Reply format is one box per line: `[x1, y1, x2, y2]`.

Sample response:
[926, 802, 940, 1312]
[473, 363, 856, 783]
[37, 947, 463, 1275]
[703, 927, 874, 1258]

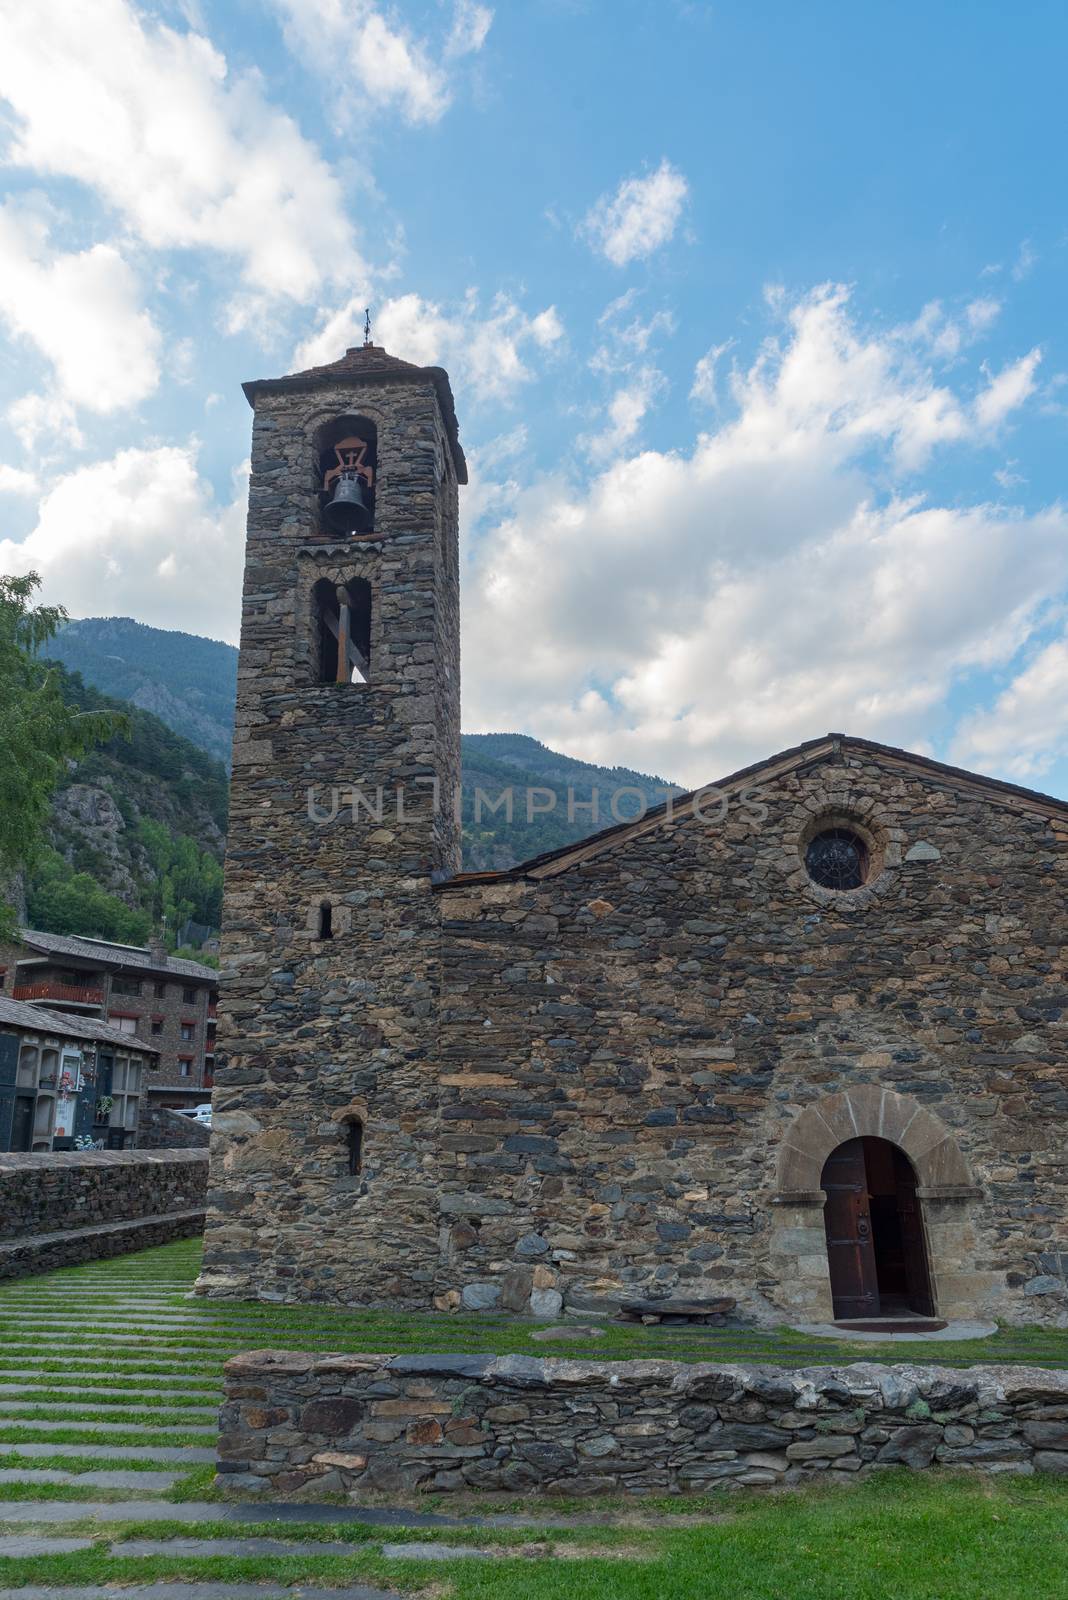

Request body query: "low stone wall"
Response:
[220, 1350, 1068, 1496]
[0, 1150, 208, 1264]
[137, 1102, 212, 1150]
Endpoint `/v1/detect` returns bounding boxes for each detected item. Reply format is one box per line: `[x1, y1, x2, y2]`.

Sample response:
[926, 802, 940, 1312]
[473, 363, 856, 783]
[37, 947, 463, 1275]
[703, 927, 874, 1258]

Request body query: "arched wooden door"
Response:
[821, 1136, 935, 1319]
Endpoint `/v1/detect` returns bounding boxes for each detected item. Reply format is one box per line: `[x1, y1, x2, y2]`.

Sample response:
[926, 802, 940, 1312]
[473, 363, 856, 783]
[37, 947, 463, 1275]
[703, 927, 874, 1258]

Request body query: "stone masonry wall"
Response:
[138, 1102, 212, 1150]
[432, 746, 1068, 1329]
[0, 1149, 208, 1240]
[220, 1349, 1068, 1496]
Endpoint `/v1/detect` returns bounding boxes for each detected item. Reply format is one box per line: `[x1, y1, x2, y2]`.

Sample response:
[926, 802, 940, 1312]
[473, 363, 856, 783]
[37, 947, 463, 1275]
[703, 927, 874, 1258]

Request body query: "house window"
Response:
[180, 1022, 195, 1042]
[154, 982, 167, 999]
[111, 976, 142, 997]
[108, 1015, 138, 1035]
[110, 1057, 142, 1136]
[182, 986, 196, 1005]
[150, 1018, 163, 1036]
[178, 1059, 192, 1078]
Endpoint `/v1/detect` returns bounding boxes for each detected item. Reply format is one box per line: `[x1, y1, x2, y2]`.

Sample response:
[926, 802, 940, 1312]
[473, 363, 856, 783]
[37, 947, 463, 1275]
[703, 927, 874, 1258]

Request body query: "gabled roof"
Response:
[0, 996, 161, 1054]
[17, 929, 217, 985]
[242, 343, 467, 483]
[436, 731, 1068, 890]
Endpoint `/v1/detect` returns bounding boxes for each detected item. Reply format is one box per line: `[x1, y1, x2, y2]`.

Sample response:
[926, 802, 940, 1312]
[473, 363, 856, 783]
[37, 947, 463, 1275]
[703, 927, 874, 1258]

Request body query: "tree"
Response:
[0, 573, 125, 938]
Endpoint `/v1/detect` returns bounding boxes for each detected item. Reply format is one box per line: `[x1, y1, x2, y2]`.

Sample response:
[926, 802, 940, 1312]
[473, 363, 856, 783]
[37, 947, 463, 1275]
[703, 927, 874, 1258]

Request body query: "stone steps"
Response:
[0, 1212, 205, 1282]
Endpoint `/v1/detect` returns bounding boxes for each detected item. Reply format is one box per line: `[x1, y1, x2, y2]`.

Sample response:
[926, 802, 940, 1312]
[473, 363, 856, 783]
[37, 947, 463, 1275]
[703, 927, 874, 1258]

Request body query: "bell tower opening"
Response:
[317, 415, 377, 535]
[313, 578, 371, 684]
[821, 1136, 936, 1322]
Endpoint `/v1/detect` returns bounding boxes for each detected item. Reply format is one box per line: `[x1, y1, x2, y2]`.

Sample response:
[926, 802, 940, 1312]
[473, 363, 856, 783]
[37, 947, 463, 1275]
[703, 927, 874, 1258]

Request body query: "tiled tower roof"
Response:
[242, 343, 467, 482]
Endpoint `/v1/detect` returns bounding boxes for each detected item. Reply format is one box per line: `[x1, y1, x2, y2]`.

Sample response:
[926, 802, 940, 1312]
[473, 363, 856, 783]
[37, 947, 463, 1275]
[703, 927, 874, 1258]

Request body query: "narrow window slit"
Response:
[347, 1118, 364, 1175]
[318, 900, 333, 940]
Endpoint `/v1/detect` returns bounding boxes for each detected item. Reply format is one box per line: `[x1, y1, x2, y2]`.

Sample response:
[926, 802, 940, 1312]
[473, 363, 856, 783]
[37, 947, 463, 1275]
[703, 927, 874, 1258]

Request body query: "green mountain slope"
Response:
[48, 617, 237, 766]
[26, 664, 227, 951]
[49, 620, 682, 875]
[460, 733, 681, 870]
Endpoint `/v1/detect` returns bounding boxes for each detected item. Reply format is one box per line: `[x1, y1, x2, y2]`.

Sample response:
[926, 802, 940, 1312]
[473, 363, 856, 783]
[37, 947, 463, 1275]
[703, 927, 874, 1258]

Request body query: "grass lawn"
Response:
[0, 1238, 1064, 1597]
[0, 1474, 1062, 1598]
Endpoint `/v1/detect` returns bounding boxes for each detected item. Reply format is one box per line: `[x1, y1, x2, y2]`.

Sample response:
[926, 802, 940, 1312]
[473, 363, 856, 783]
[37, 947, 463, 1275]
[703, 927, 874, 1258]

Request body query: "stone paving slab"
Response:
[114, 1537, 368, 1558]
[0, 1417, 216, 1433]
[0, 1442, 214, 1462]
[0, 1499, 601, 1531]
[380, 1541, 496, 1560]
[0, 1468, 181, 1489]
[0, 1535, 92, 1555]
[0, 1587, 401, 1600]
[0, 1385, 221, 1401]
[0, 1398, 219, 1414]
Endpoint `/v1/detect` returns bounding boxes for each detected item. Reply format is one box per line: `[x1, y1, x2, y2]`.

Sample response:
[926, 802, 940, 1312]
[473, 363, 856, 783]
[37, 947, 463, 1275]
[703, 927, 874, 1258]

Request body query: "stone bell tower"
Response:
[197, 342, 465, 1304]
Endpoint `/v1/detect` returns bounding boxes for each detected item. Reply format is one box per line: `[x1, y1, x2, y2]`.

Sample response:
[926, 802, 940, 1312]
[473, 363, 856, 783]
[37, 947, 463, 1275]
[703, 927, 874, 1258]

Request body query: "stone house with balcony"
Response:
[0, 931, 217, 1110]
[0, 994, 159, 1152]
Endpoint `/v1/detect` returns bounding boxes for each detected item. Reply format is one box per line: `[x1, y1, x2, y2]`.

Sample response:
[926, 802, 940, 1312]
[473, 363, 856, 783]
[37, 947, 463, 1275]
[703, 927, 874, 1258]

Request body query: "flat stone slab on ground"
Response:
[618, 1296, 736, 1321]
[0, 1416, 216, 1433]
[0, 1535, 92, 1555]
[0, 1442, 214, 1462]
[380, 1541, 497, 1560]
[114, 1537, 368, 1558]
[0, 1468, 179, 1489]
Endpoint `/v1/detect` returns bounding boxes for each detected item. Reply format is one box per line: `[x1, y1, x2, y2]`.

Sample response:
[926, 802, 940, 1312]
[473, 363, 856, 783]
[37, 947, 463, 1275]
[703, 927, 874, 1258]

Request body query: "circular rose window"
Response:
[804, 827, 869, 891]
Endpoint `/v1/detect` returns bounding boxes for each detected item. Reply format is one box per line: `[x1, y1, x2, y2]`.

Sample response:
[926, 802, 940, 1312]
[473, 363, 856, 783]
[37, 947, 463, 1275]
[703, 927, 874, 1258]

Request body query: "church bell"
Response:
[324, 470, 372, 534]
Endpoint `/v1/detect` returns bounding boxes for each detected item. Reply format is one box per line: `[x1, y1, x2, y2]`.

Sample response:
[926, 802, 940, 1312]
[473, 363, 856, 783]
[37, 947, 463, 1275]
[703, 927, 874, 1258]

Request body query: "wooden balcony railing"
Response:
[13, 981, 104, 1007]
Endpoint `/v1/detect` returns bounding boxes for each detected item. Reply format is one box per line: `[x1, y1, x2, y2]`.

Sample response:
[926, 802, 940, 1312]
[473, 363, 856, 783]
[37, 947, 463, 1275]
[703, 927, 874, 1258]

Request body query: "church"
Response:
[197, 342, 1068, 1330]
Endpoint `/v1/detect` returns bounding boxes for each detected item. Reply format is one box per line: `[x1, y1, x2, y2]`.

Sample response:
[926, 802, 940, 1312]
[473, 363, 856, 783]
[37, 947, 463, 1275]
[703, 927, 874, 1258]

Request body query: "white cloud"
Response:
[294, 290, 563, 404]
[583, 160, 689, 267]
[271, 0, 468, 125]
[579, 367, 666, 462]
[954, 630, 1068, 778]
[0, 204, 161, 415]
[447, 0, 494, 58]
[975, 348, 1041, 430]
[0, 445, 247, 643]
[0, 0, 365, 307]
[462, 284, 1062, 786]
[690, 340, 734, 407]
[0, 465, 38, 496]
[5, 394, 83, 455]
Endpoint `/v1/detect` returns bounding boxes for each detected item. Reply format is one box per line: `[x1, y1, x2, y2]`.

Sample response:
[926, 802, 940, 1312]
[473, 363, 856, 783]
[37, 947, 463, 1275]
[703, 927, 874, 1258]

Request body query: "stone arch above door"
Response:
[775, 1086, 977, 1201]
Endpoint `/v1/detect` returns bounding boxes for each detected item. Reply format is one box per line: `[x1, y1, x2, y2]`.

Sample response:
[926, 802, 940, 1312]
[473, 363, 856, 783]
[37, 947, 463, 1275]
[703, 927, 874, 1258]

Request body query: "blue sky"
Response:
[0, 0, 1066, 790]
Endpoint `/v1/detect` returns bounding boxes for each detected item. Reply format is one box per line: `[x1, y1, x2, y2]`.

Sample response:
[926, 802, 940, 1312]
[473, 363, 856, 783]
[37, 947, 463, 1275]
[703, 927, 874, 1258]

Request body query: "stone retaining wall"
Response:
[0, 1150, 208, 1242]
[138, 1102, 212, 1150]
[220, 1350, 1068, 1497]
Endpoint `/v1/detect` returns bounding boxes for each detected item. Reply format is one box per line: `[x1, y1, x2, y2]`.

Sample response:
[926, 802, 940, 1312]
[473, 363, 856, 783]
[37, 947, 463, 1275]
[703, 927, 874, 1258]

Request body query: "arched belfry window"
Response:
[317, 415, 377, 536]
[313, 578, 371, 684]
